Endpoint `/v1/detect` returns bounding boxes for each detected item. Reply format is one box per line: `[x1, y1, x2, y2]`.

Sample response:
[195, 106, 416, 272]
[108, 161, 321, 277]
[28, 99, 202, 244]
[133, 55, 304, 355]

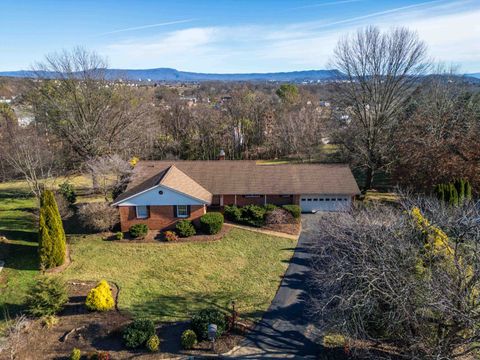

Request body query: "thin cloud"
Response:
[291, 0, 362, 10]
[99, 19, 195, 36]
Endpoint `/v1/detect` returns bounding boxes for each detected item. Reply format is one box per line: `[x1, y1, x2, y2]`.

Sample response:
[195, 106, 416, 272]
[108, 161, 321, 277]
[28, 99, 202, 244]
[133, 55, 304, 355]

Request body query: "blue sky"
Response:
[1, 0, 480, 73]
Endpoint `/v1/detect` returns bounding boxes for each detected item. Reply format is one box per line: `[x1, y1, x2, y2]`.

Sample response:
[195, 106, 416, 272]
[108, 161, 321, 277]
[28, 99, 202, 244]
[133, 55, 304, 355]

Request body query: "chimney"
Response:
[218, 149, 225, 160]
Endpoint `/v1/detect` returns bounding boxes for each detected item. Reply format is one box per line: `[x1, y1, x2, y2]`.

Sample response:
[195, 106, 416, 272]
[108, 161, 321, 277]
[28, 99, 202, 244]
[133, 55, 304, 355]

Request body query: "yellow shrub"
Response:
[85, 280, 115, 311]
[322, 333, 347, 348]
[129, 157, 139, 167]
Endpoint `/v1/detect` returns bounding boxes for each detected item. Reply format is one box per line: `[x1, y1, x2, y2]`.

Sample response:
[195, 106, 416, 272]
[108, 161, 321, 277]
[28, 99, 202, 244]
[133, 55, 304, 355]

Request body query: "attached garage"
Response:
[300, 195, 352, 213]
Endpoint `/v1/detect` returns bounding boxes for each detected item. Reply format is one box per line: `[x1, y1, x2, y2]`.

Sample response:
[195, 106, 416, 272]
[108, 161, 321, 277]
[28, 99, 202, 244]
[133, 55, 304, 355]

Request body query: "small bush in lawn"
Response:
[176, 220, 196, 237]
[224, 205, 242, 222]
[78, 202, 119, 232]
[123, 318, 156, 348]
[164, 230, 179, 242]
[146, 334, 160, 352]
[97, 352, 110, 360]
[70, 348, 81, 360]
[181, 329, 198, 349]
[200, 212, 224, 235]
[191, 308, 228, 341]
[241, 205, 266, 227]
[85, 280, 115, 311]
[115, 231, 124, 240]
[26, 276, 69, 317]
[264, 203, 277, 212]
[129, 223, 148, 238]
[282, 205, 301, 219]
[59, 181, 77, 205]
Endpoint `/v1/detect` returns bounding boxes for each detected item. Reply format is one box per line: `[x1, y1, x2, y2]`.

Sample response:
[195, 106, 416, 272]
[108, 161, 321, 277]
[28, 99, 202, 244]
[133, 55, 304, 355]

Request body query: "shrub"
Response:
[123, 319, 156, 348]
[224, 205, 242, 222]
[241, 205, 266, 227]
[176, 220, 196, 237]
[85, 280, 115, 311]
[200, 212, 224, 235]
[41, 315, 59, 328]
[322, 333, 347, 348]
[282, 205, 301, 219]
[164, 230, 178, 242]
[181, 329, 198, 349]
[70, 348, 81, 360]
[265, 208, 295, 225]
[38, 190, 67, 269]
[59, 181, 77, 205]
[264, 204, 277, 212]
[26, 276, 69, 317]
[190, 308, 228, 341]
[78, 202, 119, 232]
[97, 352, 110, 360]
[435, 179, 473, 205]
[146, 334, 160, 352]
[55, 193, 74, 220]
[129, 223, 148, 238]
[115, 231, 124, 240]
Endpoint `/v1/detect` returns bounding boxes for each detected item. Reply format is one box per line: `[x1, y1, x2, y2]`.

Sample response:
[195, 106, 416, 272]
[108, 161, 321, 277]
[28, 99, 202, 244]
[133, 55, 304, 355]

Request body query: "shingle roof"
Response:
[114, 160, 360, 204]
[160, 165, 212, 203]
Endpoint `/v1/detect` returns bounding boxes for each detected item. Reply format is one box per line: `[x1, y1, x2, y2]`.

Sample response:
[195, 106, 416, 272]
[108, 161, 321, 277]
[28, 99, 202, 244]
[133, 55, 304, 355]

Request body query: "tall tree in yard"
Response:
[38, 189, 66, 269]
[330, 26, 429, 190]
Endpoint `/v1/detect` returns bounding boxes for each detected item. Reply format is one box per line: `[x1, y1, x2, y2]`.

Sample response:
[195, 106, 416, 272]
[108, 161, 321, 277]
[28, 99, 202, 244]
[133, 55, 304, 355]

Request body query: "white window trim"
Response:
[136, 205, 148, 219]
[176, 205, 189, 218]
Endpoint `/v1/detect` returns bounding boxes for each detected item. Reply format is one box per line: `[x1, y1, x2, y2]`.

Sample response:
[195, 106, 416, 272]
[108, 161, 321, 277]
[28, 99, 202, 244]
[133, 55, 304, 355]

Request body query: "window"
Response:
[307, 198, 312, 201]
[244, 194, 260, 198]
[301, 198, 306, 201]
[325, 198, 330, 201]
[136, 205, 148, 219]
[281, 195, 292, 198]
[319, 198, 324, 201]
[313, 198, 318, 201]
[176, 205, 189, 218]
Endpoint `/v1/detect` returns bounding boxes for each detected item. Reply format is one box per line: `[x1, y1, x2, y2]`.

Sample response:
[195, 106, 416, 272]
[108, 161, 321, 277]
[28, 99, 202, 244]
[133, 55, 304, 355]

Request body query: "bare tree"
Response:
[309, 196, 480, 359]
[29, 47, 149, 163]
[330, 26, 429, 190]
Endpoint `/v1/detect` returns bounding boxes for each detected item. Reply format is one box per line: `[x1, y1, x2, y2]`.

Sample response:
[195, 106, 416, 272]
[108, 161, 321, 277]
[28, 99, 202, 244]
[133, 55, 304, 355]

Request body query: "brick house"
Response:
[113, 159, 360, 232]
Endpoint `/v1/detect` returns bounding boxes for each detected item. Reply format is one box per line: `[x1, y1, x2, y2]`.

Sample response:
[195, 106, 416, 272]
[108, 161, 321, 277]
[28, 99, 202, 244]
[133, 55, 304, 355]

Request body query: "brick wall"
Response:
[221, 194, 298, 206]
[119, 205, 206, 232]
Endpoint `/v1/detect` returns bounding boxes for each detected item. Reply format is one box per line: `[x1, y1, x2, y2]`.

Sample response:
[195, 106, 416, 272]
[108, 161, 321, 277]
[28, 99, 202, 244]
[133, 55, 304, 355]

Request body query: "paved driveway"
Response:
[226, 214, 324, 358]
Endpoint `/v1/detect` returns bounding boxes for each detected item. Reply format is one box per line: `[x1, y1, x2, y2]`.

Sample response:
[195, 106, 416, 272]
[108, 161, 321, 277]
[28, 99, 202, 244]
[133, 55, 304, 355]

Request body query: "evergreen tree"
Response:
[448, 183, 458, 206]
[465, 181, 473, 201]
[38, 189, 66, 269]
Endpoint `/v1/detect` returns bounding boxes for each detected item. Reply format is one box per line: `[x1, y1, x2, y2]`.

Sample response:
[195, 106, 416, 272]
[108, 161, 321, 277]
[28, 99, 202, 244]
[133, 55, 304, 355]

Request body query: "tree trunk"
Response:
[364, 167, 375, 192]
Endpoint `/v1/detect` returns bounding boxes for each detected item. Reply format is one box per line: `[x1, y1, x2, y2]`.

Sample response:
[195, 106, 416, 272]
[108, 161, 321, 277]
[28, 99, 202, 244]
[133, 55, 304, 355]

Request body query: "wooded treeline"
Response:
[0, 28, 479, 193]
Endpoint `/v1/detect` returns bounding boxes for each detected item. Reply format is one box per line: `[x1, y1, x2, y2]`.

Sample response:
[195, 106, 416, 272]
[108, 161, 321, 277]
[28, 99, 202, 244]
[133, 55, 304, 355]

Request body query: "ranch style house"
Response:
[112, 159, 361, 232]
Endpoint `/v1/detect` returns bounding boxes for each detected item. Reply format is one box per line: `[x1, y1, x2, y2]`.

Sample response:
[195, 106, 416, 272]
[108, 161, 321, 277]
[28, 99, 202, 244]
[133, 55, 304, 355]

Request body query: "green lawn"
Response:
[62, 229, 296, 322]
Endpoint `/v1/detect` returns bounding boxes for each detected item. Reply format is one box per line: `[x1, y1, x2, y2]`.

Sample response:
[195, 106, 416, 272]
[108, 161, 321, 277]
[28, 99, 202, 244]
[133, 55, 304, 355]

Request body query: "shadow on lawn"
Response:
[0, 239, 38, 270]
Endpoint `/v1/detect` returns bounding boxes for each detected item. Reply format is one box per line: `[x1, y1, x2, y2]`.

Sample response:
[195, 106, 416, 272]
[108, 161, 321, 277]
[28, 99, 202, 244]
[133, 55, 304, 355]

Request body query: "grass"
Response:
[62, 229, 296, 322]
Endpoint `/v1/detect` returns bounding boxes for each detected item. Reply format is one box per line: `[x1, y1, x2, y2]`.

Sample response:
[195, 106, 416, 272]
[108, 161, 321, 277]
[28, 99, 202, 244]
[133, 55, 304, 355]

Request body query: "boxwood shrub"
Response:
[190, 308, 228, 341]
[123, 319, 156, 349]
[241, 204, 266, 227]
[176, 220, 196, 237]
[224, 205, 242, 222]
[282, 205, 301, 219]
[181, 329, 198, 349]
[129, 223, 148, 238]
[200, 212, 224, 234]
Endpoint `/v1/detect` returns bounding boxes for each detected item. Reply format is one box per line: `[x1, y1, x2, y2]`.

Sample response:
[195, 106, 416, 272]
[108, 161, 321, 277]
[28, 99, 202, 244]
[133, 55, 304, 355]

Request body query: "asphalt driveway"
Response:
[227, 214, 325, 358]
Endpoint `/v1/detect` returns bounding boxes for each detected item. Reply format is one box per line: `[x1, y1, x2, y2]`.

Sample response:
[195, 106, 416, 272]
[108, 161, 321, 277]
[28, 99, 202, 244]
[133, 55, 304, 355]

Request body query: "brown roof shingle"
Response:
[114, 160, 360, 204]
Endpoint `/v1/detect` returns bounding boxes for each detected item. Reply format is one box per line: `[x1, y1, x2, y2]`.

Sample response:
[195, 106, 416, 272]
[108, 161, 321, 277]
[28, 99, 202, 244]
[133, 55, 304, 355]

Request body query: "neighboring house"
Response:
[112, 158, 360, 231]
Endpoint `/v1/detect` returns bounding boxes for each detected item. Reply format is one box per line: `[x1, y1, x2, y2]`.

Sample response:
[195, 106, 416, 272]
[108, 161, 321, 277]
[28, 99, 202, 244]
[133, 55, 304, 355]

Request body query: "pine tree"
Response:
[38, 190, 67, 269]
[448, 183, 458, 206]
[465, 181, 473, 201]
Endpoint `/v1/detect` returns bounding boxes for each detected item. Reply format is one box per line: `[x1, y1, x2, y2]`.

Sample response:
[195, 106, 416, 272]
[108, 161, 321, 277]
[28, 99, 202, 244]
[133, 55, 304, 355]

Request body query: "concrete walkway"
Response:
[225, 214, 322, 358]
[224, 222, 300, 240]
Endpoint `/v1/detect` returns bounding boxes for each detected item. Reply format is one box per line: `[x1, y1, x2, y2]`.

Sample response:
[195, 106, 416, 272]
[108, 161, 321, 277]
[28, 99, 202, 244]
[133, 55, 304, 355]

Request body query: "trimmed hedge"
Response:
[191, 308, 228, 341]
[200, 212, 224, 234]
[282, 205, 301, 219]
[224, 205, 242, 222]
[123, 319, 156, 349]
[129, 223, 148, 238]
[176, 220, 196, 237]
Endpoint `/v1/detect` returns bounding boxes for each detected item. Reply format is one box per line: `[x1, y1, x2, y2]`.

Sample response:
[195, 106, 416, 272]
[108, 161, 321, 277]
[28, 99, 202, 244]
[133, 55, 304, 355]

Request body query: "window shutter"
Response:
[187, 205, 191, 217]
[173, 205, 177, 217]
[147, 205, 151, 218]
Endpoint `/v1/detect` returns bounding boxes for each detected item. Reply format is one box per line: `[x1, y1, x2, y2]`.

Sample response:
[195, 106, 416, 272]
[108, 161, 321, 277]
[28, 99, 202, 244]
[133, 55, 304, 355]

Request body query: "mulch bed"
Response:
[1, 279, 250, 359]
[103, 224, 232, 244]
[263, 222, 301, 235]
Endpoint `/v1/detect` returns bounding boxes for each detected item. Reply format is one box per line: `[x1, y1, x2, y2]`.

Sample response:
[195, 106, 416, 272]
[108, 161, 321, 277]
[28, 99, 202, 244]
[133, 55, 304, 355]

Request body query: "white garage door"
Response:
[300, 195, 351, 212]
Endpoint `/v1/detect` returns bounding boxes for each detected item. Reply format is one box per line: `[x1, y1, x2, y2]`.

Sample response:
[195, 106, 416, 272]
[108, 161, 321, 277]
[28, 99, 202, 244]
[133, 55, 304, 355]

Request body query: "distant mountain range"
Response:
[0, 68, 341, 82]
[1, 67, 479, 83]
